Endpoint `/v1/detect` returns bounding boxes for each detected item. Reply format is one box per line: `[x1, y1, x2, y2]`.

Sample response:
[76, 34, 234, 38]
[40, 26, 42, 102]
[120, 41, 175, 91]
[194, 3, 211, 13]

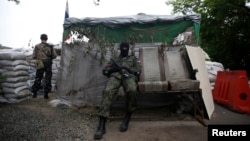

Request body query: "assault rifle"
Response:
[111, 58, 133, 78]
[44, 43, 54, 65]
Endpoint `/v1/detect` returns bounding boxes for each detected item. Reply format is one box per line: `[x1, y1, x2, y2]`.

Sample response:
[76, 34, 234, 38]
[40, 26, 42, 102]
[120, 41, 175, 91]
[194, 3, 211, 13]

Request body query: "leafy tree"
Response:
[8, 0, 20, 4]
[166, 0, 250, 74]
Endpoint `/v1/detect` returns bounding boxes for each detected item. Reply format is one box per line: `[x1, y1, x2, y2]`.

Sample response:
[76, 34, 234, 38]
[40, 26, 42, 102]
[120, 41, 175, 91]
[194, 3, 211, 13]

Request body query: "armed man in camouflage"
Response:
[94, 42, 141, 140]
[31, 34, 57, 99]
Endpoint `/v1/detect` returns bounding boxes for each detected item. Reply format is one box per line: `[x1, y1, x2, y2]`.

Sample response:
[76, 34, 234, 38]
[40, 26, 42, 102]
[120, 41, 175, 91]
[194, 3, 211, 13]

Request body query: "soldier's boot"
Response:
[119, 112, 132, 132]
[44, 91, 49, 99]
[32, 90, 37, 98]
[94, 116, 107, 140]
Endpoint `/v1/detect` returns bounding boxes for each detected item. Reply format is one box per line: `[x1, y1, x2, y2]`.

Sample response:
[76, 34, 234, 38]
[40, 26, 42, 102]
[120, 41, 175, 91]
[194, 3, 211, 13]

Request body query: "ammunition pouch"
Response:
[35, 60, 44, 69]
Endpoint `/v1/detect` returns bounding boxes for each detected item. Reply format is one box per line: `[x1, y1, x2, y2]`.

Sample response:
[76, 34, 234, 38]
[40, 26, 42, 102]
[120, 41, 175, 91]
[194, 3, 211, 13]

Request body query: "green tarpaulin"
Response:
[63, 14, 200, 45]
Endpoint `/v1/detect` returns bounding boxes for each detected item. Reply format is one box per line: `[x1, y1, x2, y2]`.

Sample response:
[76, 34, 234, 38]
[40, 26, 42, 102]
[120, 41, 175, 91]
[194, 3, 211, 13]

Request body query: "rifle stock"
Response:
[44, 43, 54, 64]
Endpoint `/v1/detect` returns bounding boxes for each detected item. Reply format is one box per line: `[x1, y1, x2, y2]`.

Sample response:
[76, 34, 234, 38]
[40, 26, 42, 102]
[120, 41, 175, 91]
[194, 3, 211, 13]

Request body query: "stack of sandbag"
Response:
[0, 48, 33, 103]
[51, 56, 61, 91]
[206, 61, 224, 90]
[26, 57, 36, 89]
[0, 68, 8, 103]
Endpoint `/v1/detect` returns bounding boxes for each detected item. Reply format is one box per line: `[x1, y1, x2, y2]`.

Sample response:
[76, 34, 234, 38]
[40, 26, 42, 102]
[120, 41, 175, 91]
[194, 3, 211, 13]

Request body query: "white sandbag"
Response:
[53, 62, 60, 67]
[208, 72, 216, 82]
[212, 62, 224, 69]
[49, 99, 72, 107]
[209, 69, 220, 75]
[2, 82, 28, 88]
[2, 71, 28, 77]
[52, 70, 58, 74]
[3, 65, 30, 71]
[3, 89, 32, 99]
[210, 82, 215, 90]
[5, 76, 29, 83]
[52, 74, 57, 79]
[51, 79, 57, 84]
[2, 94, 18, 99]
[0, 48, 32, 60]
[0, 60, 29, 66]
[0, 96, 9, 103]
[206, 61, 224, 83]
[2, 85, 28, 94]
[0, 69, 7, 73]
[206, 61, 224, 71]
[52, 65, 58, 70]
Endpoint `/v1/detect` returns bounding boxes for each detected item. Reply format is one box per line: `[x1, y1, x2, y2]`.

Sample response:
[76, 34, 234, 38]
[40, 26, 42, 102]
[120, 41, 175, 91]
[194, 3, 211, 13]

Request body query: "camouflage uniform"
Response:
[31, 42, 57, 94]
[98, 55, 141, 117]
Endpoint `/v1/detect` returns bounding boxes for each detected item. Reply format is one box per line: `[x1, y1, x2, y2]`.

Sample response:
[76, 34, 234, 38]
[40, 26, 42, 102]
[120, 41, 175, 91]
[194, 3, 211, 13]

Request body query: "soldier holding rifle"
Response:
[94, 42, 141, 140]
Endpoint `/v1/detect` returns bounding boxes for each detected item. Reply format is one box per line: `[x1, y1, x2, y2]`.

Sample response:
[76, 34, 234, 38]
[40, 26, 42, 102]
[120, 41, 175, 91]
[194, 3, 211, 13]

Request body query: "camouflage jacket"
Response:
[33, 42, 57, 60]
[102, 55, 141, 80]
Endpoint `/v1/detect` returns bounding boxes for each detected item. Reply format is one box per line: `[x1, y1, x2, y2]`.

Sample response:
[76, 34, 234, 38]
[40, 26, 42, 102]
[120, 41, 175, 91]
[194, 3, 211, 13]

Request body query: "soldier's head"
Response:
[119, 42, 130, 57]
[40, 34, 48, 41]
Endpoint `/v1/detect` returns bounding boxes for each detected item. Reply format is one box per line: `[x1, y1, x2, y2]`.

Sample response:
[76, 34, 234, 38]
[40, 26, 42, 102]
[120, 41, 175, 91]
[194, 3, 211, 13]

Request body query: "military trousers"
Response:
[31, 60, 52, 93]
[98, 76, 138, 118]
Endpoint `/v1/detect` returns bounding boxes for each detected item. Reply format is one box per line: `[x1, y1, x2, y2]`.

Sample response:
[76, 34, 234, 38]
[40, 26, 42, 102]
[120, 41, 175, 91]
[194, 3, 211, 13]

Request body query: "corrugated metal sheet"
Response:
[186, 45, 215, 119]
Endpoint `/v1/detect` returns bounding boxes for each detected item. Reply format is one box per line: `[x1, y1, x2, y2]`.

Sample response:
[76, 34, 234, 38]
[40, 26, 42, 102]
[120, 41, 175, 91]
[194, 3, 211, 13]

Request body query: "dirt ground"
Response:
[1, 92, 250, 141]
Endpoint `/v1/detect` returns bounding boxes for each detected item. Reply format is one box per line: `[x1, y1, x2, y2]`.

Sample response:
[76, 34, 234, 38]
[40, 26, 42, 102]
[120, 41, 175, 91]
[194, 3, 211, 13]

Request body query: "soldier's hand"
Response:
[120, 68, 126, 74]
[121, 66, 131, 73]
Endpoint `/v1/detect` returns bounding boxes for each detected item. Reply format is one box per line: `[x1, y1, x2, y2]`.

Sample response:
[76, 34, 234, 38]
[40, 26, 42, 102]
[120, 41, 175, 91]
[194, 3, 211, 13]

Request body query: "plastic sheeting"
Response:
[56, 43, 162, 107]
[64, 14, 201, 28]
[56, 43, 111, 107]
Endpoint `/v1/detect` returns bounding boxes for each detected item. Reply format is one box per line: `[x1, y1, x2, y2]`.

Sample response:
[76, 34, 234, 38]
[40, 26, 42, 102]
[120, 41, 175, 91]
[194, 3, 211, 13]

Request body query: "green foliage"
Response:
[166, 0, 250, 74]
[166, 0, 203, 15]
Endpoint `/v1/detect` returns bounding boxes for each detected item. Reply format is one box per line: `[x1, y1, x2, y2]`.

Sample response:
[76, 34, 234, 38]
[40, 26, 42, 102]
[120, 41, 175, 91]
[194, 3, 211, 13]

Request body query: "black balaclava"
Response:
[120, 42, 130, 57]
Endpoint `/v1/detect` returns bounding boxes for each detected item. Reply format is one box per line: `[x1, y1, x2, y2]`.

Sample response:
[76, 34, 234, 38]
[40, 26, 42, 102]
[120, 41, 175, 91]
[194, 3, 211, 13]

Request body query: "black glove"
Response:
[102, 69, 109, 76]
[102, 67, 120, 77]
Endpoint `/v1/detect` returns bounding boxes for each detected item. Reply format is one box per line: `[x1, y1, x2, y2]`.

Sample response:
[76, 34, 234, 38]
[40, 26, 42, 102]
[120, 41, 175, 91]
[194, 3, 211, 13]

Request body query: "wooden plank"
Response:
[185, 45, 215, 119]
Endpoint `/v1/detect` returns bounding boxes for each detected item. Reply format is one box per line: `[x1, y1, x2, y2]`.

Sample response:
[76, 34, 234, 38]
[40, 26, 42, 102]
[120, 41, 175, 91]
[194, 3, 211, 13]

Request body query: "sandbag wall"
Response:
[0, 48, 61, 103]
[205, 61, 224, 90]
[52, 56, 60, 91]
[0, 49, 32, 103]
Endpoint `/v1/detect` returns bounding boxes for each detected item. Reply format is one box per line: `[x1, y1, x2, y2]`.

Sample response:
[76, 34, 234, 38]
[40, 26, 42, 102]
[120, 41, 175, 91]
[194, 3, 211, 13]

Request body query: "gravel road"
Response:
[0, 93, 98, 141]
[1, 92, 250, 141]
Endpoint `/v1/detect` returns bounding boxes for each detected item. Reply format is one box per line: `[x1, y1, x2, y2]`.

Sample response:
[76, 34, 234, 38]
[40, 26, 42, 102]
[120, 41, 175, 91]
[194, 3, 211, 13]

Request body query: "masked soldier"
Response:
[31, 34, 57, 99]
[94, 42, 141, 140]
